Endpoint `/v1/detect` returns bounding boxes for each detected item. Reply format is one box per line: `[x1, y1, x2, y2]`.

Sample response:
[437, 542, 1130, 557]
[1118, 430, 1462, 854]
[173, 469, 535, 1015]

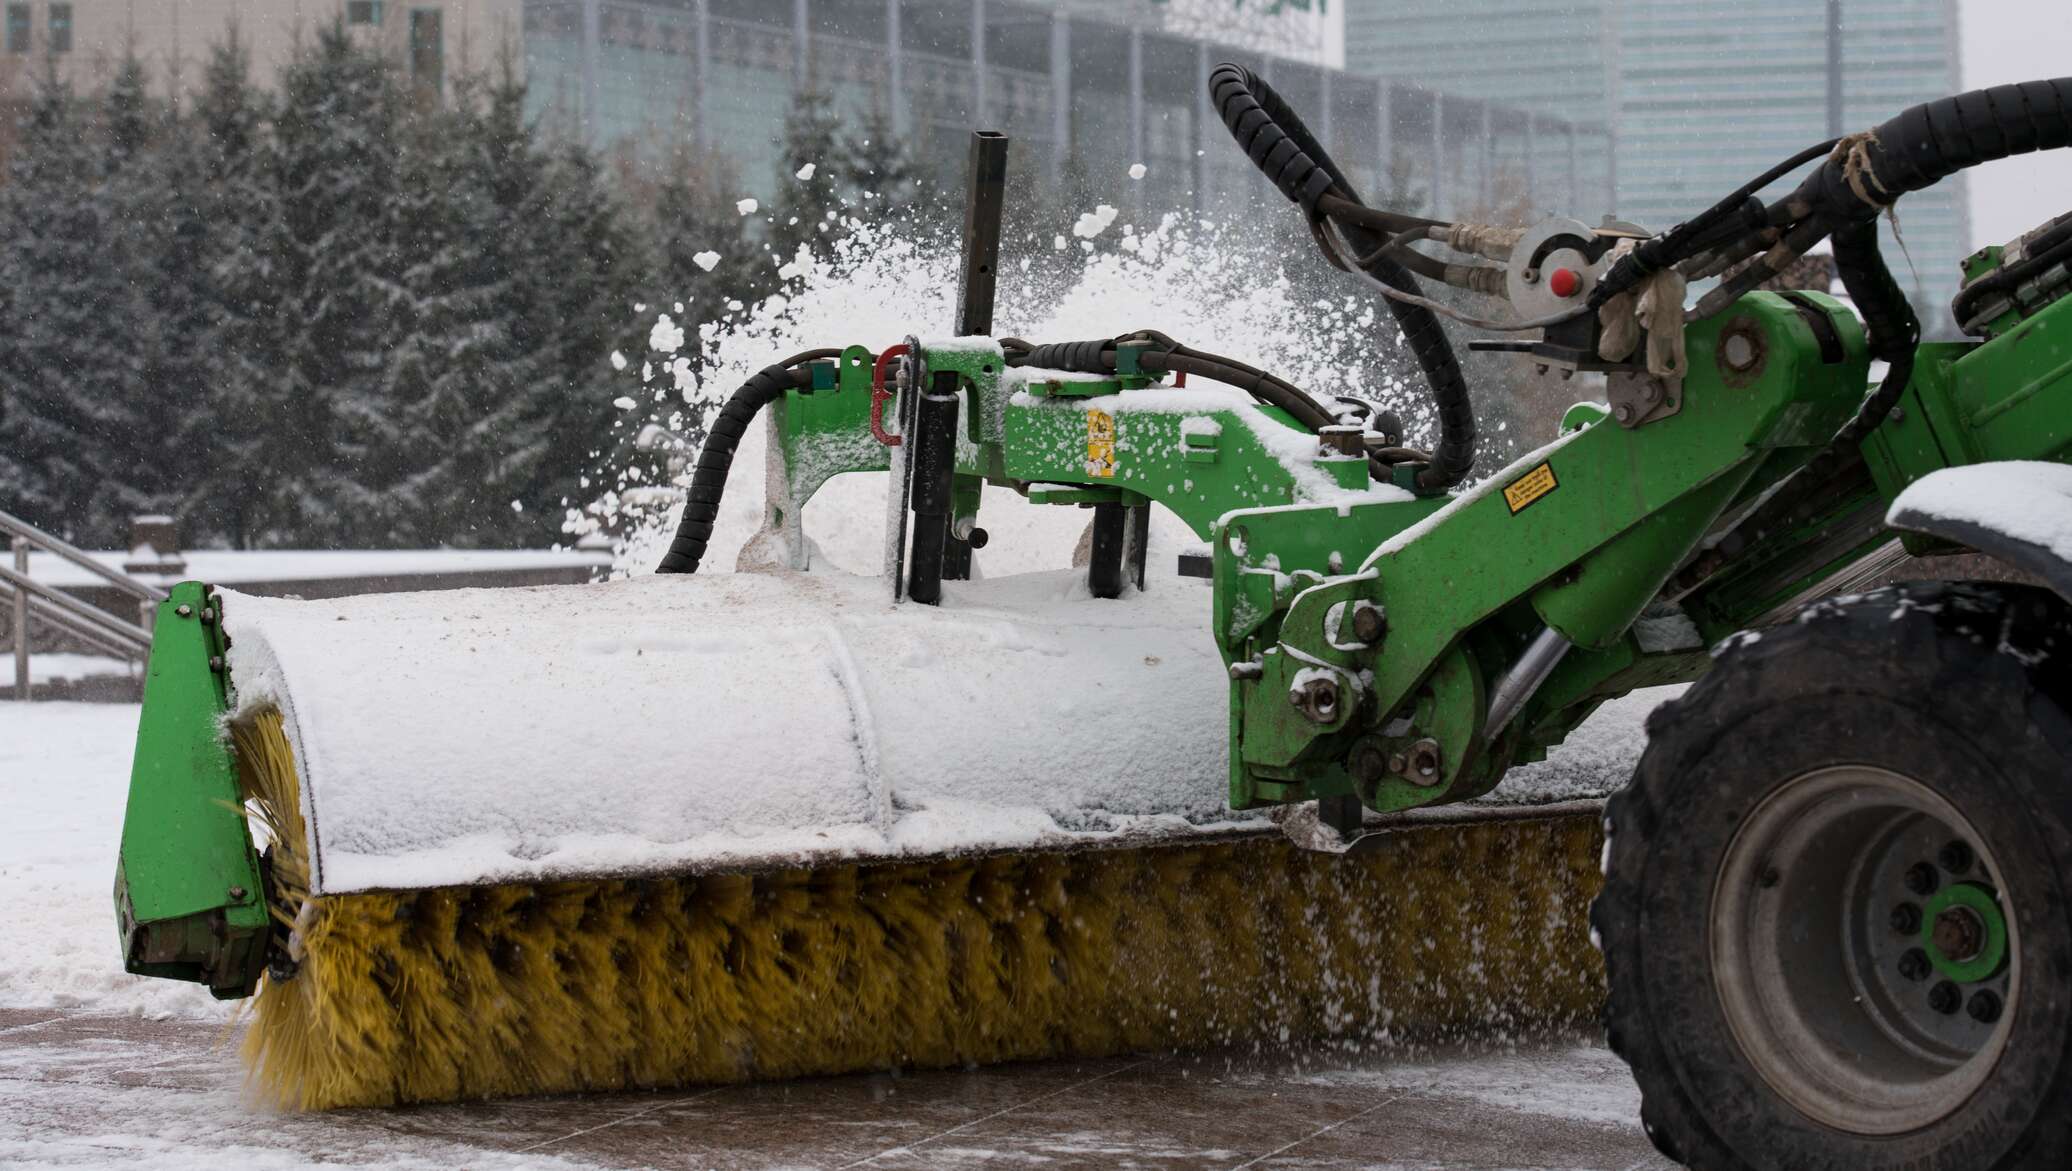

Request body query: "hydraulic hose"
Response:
[654, 349, 841, 575]
[1209, 62, 1476, 490]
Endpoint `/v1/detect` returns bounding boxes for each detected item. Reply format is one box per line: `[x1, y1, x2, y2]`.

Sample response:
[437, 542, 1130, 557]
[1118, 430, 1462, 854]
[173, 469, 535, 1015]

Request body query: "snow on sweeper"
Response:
[112, 64, 2072, 1169]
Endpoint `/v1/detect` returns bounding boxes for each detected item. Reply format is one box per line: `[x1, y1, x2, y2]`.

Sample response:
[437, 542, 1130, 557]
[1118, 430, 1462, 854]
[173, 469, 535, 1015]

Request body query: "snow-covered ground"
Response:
[0, 703, 232, 1022]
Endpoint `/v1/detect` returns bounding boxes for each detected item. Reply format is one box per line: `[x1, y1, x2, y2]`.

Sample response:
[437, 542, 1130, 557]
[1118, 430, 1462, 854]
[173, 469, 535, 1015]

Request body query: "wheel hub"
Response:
[1711, 766, 2018, 1136]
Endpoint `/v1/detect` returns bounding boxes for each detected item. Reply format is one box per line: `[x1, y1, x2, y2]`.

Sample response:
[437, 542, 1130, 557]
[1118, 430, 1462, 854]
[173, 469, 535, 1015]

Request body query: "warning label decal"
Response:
[1086, 408, 1117, 478]
[1503, 461, 1557, 514]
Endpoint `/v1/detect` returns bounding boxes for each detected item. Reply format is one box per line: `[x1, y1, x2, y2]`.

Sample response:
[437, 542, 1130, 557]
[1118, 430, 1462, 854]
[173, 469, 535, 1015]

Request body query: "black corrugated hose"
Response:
[655, 349, 841, 574]
[1207, 62, 1477, 491]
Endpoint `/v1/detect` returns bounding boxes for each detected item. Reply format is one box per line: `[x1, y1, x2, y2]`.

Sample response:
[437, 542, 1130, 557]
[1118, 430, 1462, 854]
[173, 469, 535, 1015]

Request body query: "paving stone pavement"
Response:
[0, 1007, 1679, 1169]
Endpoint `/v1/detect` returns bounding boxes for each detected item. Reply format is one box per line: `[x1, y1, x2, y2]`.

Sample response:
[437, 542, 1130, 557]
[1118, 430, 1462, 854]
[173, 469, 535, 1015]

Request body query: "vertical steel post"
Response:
[12, 538, 27, 702]
[1049, 15, 1070, 185]
[888, 0, 907, 136]
[927, 131, 1010, 592]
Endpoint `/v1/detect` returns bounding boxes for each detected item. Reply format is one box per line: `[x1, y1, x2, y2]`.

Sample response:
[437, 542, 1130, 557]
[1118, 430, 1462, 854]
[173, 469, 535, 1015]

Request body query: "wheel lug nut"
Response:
[1928, 981, 1961, 1015]
[1967, 989, 2003, 1023]
[1898, 948, 1931, 981]
[1904, 862, 1941, 896]
[1938, 840, 1975, 875]
[1889, 903, 1922, 934]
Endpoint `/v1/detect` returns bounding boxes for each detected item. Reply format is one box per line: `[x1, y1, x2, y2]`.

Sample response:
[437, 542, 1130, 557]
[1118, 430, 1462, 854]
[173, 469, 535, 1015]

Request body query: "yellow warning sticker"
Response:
[1503, 461, 1558, 514]
[1086, 408, 1117, 478]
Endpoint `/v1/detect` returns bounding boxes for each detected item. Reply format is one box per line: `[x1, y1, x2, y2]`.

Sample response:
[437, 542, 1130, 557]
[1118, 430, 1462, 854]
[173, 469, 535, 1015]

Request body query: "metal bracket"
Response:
[1605, 370, 1684, 428]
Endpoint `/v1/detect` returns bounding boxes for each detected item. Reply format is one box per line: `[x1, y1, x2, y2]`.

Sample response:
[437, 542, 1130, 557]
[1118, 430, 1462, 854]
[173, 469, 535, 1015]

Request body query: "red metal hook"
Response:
[870, 344, 908, 447]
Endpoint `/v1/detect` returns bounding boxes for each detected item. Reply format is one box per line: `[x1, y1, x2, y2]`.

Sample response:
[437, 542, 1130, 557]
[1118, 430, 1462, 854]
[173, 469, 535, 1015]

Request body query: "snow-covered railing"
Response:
[2, 509, 163, 700]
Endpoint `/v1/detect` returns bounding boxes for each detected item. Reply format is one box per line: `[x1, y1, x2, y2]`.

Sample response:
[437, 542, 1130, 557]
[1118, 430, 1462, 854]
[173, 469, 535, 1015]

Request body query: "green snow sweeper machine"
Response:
[115, 63, 2072, 1170]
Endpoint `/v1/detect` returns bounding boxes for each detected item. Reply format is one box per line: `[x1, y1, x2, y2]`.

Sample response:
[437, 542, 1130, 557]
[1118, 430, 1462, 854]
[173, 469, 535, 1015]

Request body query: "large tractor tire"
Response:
[1594, 581, 2072, 1169]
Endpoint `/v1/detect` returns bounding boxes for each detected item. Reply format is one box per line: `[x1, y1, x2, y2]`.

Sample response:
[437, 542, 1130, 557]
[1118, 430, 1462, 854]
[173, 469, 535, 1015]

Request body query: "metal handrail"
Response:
[5, 510, 166, 699]
[0, 508, 169, 603]
[0, 580, 147, 662]
[0, 564, 153, 649]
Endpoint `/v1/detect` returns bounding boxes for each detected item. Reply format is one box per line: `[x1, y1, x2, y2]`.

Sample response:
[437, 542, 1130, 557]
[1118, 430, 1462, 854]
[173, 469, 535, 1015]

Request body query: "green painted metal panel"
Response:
[113, 581, 268, 996]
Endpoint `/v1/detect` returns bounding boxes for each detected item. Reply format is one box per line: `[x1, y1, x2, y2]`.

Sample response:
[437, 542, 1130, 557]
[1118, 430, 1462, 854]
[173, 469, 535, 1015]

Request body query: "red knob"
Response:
[1548, 267, 1582, 298]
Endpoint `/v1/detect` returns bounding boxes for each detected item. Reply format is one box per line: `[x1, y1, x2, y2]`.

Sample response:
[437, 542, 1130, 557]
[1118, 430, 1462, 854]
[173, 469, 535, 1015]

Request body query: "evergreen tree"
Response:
[190, 22, 284, 547]
[261, 21, 408, 546]
[0, 61, 152, 544]
[648, 145, 765, 327]
[841, 102, 930, 210]
[768, 89, 846, 270]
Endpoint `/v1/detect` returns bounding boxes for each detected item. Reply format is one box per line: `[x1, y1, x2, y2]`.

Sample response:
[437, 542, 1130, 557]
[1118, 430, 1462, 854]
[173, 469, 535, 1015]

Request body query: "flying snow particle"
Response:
[510, 500, 524, 513]
[609, 350, 628, 371]
[1128, 163, 1147, 180]
[673, 302, 684, 313]
[796, 162, 817, 180]
[649, 314, 685, 354]
[727, 299, 744, 312]
[736, 198, 759, 215]
[612, 396, 637, 410]
[693, 250, 721, 272]
[1071, 204, 1120, 239]
[1052, 234, 1067, 251]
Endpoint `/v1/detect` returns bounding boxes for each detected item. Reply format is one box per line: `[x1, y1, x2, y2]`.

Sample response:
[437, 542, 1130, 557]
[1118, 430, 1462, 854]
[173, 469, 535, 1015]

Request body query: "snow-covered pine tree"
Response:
[188, 22, 286, 548]
[509, 135, 645, 541]
[0, 59, 152, 544]
[768, 88, 847, 271]
[648, 144, 765, 329]
[840, 101, 932, 211]
[265, 21, 409, 546]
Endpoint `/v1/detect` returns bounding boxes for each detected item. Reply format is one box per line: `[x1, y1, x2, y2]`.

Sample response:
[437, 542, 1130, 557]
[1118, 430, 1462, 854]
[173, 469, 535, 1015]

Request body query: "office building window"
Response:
[5, 5, 28, 53]
[347, 1, 382, 25]
[409, 9, 442, 96]
[48, 3, 70, 52]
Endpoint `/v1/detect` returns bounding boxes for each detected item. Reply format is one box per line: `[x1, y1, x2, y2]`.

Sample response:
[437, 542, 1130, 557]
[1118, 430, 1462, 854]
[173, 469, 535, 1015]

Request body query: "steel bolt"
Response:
[1905, 862, 1941, 896]
[1898, 948, 1932, 981]
[1890, 902, 1922, 934]
[1933, 906, 1986, 964]
[1928, 981, 1962, 1015]
[1350, 740, 1391, 786]
[1350, 603, 1386, 644]
[1613, 403, 1635, 424]
[228, 886, 247, 900]
[1938, 840, 1975, 875]
[207, 655, 225, 673]
[200, 607, 215, 625]
[1967, 990, 2003, 1024]
[174, 604, 193, 618]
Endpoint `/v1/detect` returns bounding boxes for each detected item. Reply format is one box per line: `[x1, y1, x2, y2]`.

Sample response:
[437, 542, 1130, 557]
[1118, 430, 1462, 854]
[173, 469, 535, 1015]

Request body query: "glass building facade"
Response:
[521, 0, 1606, 224]
[1345, 0, 1971, 332]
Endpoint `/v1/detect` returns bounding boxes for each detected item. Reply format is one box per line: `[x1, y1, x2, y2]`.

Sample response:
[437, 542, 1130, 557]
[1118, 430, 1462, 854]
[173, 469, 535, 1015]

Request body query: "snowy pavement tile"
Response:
[0, 1013, 1677, 1169]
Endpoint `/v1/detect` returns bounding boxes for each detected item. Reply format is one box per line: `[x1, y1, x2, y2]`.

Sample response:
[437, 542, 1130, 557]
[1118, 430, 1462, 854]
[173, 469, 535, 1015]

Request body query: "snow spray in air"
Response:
[567, 199, 1433, 577]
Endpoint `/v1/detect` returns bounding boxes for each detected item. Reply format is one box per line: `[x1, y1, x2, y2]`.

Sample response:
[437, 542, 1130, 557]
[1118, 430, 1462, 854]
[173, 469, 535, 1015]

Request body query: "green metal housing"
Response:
[113, 581, 269, 999]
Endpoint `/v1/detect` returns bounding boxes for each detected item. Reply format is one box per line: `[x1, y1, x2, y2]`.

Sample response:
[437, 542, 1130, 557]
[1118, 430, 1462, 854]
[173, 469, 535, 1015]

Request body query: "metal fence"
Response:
[0, 510, 160, 701]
